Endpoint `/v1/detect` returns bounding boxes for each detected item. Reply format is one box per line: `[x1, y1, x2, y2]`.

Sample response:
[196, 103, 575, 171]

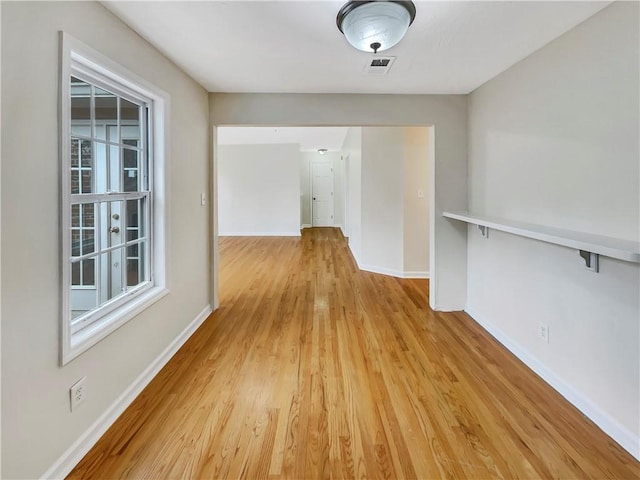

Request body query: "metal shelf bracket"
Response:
[478, 225, 489, 238]
[579, 250, 599, 272]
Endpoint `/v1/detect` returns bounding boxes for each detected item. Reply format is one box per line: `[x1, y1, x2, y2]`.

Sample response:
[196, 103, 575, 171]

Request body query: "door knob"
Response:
[109, 226, 120, 234]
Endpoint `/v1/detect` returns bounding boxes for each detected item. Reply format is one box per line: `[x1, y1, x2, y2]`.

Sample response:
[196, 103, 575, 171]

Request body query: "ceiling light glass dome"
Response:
[337, 1, 416, 53]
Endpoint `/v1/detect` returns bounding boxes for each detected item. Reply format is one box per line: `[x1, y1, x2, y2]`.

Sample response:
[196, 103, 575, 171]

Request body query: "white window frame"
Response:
[60, 32, 170, 365]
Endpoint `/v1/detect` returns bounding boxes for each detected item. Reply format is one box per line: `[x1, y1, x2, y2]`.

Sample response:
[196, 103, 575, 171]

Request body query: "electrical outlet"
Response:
[70, 377, 87, 411]
[539, 323, 549, 344]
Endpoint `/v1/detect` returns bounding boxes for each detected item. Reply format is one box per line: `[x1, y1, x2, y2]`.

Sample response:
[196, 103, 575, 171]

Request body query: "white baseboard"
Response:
[300, 224, 312, 229]
[401, 271, 430, 279]
[358, 264, 404, 277]
[347, 244, 428, 279]
[219, 231, 301, 237]
[465, 307, 640, 461]
[41, 304, 213, 480]
[358, 262, 430, 280]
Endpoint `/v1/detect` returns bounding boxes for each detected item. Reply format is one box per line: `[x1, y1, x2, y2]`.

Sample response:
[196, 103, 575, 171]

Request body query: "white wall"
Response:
[361, 128, 405, 274]
[218, 144, 300, 236]
[300, 153, 312, 228]
[343, 128, 363, 262]
[333, 152, 346, 235]
[467, 1, 639, 458]
[403, 127, 430, 276]
[1, 3, 210, 478]
[210, 94, 468, 311]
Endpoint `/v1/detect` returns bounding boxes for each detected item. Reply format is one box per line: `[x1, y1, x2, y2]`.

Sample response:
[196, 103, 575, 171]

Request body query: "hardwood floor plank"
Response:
[68, 228, 640, 480]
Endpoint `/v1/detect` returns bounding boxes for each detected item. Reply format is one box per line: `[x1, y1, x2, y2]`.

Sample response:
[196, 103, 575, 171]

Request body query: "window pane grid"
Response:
[69, 133, 144, 152]
[68, 72, 151, 333]
[71, 236, 149, 262]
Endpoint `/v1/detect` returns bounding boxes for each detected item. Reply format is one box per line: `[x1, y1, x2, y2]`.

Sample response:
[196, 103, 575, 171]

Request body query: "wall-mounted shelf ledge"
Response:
[443, 211, 640, 264]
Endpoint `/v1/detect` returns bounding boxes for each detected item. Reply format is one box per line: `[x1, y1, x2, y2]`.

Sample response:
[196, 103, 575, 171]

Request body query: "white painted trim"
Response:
[358, 264, 404, 277]
[218, 231, 301, 237]
[348, 247, 429, 279]
[465, 307, 640, 461]
[401, 271, 430, 279]
[427, 126, 437, 310]
[41, 304, 213, 480]
[358, 264, 429, 279]
[301, 224, 312, 229]
[347, 241, 361, 268]
[211, 127, 219, 311]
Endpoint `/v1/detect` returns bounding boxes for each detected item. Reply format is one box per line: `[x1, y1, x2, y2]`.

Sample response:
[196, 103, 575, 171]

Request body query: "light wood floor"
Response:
[68, 228, 639, 479]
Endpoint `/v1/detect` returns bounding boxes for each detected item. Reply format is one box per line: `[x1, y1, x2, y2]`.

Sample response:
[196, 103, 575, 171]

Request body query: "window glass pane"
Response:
[126, 198, 145, 240]
[72, 204, 80, 228]
[71, 230, 80, 257]
[80, 140, 92, 168]
[126, 259, 139, 287]
[108, 144, 121, 192]
[121, 99, 140, 142]
[71, 124, 91, 137]
[95, 90, 118, 141]
[127, 229, 138, 242]
[71, 139, 79, 168]
[82, 258, 96, 286]
[104, 201, 125, 248]
[70, 78, 90, 121]
[71, 170, 79, 195]
[127, 243, 138, 258]
[123, 146, 138, 169]
[82, 229, 95, 255]
[82, 204, 95, 228]
[71, 261, 81, 285]
[127, 242, 145, 287]
[94, 142, 108, 194]
[80, 170, 92, 194]
[99, 250, 124, 303]
[71, 140, 93, 194]
[123, 156, 139, 193]
[71, 96, 90, 120]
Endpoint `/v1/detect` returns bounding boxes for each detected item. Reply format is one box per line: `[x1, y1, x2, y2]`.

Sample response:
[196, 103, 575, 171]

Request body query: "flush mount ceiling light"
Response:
[318, 148, 328, 155]
[336, 1, 416, 54]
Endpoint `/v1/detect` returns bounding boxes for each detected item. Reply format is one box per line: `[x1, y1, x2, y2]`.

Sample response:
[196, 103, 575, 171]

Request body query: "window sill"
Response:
[62, 286, 169, 365]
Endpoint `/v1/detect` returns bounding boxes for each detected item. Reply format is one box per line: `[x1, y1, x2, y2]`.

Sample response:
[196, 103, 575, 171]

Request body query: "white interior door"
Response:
[312, 162, 334, 227]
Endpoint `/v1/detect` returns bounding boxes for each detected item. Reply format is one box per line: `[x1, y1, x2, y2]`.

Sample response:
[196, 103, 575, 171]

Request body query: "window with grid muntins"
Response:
[60, 33, 168, 364]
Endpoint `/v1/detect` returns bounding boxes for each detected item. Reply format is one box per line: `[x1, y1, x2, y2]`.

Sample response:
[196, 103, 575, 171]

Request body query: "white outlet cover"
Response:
[70, 377, 87, 411]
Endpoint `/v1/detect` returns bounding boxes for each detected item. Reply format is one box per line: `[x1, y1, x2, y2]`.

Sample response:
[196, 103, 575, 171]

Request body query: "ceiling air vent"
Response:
[364, 56, 396, 75]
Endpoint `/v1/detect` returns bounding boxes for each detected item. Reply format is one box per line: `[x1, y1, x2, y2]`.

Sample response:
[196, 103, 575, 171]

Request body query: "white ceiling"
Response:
[218, 126, 349, 151]
[104, 1, 609, 95]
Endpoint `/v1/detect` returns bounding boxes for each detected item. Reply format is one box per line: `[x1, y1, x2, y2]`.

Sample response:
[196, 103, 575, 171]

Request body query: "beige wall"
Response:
[343, 128, 362, 260]
[355, 127, 430, 277]
[1, 2, 210, 478]
[361, 127, 404, 273]
[209, 93, 468, 310]
[403, 127, 430, 275]
[467, 1, 639, 457]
